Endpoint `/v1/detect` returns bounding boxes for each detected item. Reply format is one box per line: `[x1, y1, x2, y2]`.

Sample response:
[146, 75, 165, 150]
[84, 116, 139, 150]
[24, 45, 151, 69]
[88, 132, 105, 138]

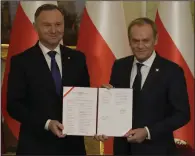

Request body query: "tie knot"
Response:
[136, 63, 143, 71]
[48, 51, 57, 59]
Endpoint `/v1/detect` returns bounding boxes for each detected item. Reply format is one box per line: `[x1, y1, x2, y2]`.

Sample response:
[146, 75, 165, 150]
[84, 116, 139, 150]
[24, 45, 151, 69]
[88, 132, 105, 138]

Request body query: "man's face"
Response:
[34, 9, 64, 49]
[129, 24, 158, 62]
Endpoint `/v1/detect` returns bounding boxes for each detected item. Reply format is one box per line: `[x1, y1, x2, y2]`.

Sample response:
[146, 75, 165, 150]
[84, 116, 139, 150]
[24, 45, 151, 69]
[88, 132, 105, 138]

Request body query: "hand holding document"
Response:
[62, 87, 133, 137]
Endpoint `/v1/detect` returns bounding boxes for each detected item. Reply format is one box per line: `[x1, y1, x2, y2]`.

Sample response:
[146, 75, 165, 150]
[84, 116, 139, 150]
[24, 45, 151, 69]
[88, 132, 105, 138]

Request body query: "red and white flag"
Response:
[77, 1, 132, 154]
[1, 1, 58, 139]
[155, 1, 194, 148]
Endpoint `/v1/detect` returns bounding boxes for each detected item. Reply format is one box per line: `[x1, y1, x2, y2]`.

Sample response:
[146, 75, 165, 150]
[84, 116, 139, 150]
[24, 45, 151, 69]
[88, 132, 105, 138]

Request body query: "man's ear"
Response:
[33, 22, 37, 31]
[154, 34, 158, 45]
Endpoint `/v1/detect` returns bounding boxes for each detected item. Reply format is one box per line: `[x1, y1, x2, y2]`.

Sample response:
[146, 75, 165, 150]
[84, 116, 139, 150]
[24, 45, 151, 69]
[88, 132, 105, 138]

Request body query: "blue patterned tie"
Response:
[48, 51, 62, 95]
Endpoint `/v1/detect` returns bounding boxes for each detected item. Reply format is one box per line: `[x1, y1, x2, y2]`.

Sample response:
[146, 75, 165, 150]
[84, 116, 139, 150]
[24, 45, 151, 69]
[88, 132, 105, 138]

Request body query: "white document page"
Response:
[62, 87, 97, 136]
[97, 88, 133, 136]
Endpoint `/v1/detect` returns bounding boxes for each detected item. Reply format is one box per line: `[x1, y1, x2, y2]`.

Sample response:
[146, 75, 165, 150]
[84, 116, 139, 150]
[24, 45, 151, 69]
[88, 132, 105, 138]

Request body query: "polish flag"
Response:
[1, 1, 58, 139]
[155, 1, 194, 149]
[77, 1, 132, 154]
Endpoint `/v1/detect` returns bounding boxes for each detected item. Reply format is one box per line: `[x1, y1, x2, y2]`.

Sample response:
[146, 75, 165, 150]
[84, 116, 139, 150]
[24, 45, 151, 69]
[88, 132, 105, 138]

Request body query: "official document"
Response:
[62, 87, 133, 136]
[97, 88, 133, 136]
[63, 87, 97, 136]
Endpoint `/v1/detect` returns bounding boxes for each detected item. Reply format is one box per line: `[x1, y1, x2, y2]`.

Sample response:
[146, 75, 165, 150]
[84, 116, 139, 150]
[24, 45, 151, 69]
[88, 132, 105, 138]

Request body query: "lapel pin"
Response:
[155, 68, 159, 72]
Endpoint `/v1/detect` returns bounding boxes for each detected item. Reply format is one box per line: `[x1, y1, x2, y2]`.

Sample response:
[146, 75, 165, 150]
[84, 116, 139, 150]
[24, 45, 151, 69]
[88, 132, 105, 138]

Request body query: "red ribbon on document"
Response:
[63, 87, 74, 98]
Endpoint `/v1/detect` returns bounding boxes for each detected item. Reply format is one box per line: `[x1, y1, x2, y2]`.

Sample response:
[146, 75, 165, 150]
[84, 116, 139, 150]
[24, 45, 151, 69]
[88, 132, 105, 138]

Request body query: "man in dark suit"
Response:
[7, 4, 89, 155]
[95, 17, 190, 155]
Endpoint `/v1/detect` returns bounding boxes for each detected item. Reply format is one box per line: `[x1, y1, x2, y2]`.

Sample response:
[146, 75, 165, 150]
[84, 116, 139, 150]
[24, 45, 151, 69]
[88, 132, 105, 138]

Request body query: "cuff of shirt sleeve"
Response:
[45, 119, 51, 130]
[144, 126, 151, 140]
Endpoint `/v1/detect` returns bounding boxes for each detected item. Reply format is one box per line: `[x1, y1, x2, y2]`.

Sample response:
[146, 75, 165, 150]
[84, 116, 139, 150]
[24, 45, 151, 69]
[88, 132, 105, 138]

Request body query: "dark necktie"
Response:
[48, 51, 62, 95]
[133, 63, 143, 102]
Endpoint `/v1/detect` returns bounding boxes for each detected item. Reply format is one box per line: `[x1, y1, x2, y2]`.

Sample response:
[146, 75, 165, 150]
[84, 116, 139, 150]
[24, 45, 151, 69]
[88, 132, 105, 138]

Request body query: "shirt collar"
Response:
[38, 41, 61, 56]
[133, 51, 156, 67]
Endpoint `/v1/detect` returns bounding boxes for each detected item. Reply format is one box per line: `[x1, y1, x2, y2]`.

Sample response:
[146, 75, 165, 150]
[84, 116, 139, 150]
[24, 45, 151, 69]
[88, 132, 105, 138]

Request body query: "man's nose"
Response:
[50, 25, 56, 33]
[137, 41, 145, 49]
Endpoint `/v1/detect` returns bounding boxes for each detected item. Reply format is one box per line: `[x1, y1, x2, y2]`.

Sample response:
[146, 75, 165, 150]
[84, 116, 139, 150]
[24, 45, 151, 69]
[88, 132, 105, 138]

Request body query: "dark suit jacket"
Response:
[7, 42, 90, 155]
[110, 53, 190, 155]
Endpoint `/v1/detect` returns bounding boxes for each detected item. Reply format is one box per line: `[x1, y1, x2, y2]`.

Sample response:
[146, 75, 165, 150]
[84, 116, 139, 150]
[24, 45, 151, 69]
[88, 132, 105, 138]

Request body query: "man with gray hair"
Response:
[95, 17, 190, 155]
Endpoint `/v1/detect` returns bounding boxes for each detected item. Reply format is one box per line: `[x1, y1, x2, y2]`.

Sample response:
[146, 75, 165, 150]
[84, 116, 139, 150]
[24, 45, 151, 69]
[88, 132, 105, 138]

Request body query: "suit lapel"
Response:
[123, 56, 134, 88]
[60, 45, 74, 86]
[33, 43, 57, 94]
[141, 54, 162, 92]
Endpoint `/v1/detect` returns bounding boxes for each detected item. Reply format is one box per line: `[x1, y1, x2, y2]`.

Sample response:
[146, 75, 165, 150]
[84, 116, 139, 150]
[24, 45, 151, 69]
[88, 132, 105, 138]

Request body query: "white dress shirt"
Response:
[38, 41, 62, 131]
[130, 51, 156, 140]
[39, 41, 62, 76]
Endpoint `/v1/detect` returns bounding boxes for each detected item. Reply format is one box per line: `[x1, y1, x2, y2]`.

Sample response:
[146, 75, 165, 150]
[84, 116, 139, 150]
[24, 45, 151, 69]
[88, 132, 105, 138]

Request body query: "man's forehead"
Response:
[131, 36, 151, 41]
[36, 12, 64, 22]
[38, 9, 63, 18]
[130, 25, 153, 36]
[131, 24, 153, 32]
[131, 30, 153, 37]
